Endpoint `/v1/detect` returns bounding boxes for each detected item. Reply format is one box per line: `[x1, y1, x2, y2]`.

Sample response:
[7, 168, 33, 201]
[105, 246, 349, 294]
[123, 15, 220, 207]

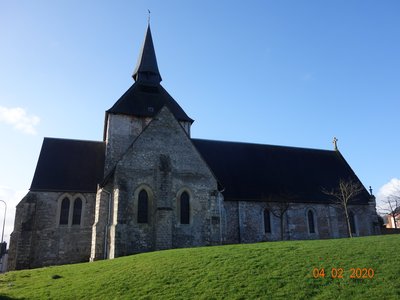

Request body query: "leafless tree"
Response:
[379, 186, 400, 229]
[322, 178, 364, 238]
[265, 192, 294, 240]
[266, 202, 290, 241]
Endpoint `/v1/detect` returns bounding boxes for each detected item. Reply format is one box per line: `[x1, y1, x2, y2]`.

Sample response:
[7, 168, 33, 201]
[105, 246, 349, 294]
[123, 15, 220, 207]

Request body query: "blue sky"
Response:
[1, 1, 399, 243]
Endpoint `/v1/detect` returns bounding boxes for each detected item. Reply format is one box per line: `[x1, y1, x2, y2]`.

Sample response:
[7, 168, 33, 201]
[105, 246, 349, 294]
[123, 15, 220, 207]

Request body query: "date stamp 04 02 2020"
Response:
[312, 268, 375, 279]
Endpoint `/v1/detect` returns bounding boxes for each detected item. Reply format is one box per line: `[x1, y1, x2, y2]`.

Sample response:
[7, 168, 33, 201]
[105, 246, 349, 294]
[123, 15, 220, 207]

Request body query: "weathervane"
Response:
[148, 9, 151, 24]
[333, 137, 338, 151]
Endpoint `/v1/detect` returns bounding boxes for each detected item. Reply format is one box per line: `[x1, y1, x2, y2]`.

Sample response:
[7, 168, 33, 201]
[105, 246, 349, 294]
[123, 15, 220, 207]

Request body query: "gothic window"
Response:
[59, 198, 70, 225]
[72, 198, 82, 225]
[264, 209, 271, 233]
[349, 211, 356, 234]
[308, 210, 315, 234]
[137, 189, 149, 223]
[180, 191, 190, 224]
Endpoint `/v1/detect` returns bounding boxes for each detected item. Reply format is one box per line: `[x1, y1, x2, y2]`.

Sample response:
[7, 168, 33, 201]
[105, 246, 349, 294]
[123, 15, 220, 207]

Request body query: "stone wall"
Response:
[104, 114, 152, 175]
[90, 188, 111, 261]
[93, 107, 220, 259]
[223, 200, 378, 244]
[104, 114, 191, 175]
[8, 191, 96, 270]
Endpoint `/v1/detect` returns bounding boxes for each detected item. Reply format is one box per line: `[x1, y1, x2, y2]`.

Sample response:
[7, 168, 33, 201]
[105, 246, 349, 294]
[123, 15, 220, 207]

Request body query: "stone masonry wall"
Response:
[9, 191, 96, 270]
[104, 114, 152, 175]
[223, 201, 378, 244]
[90, 188, 112, 261]
[104, 115, 191, 176]
[103, 107, 220, 258]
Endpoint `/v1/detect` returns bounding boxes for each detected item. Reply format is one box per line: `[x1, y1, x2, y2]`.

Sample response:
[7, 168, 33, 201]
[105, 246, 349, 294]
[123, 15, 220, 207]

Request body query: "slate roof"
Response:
[107, 24, 192, 123]
[106, 82, 193, 122]
[132, 25, 162, 83]
[192, 139, 371, 204]
[29, 136, 370, 205]
[30, 138, 105, 193]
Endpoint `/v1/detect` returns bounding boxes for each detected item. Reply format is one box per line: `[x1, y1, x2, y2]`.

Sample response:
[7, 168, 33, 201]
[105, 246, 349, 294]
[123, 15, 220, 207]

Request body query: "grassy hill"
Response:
[0, 235, 399, 299]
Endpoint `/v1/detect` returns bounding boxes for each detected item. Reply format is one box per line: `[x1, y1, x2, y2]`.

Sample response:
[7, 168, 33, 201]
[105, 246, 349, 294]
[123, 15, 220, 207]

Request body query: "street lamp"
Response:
[0, 200, 6, 244]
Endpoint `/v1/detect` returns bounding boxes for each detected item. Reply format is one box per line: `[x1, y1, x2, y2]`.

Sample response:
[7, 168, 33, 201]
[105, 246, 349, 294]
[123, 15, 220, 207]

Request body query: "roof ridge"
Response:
[44, 136, 104, 144]
[192, 138, 334, 153]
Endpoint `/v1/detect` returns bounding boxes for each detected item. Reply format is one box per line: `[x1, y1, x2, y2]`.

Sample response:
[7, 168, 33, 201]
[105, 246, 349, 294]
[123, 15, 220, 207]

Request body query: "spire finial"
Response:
[147, 9, 151, 25]
[333, 137, 338, 151]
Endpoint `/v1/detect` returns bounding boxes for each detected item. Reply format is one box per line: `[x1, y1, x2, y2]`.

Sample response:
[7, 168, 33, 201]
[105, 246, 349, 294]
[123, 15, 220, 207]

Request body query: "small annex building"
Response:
[8, 25, 380, 270]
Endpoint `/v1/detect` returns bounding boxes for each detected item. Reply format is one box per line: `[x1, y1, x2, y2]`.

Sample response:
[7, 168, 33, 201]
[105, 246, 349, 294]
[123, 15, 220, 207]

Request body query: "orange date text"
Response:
[312, 268, 375, 279]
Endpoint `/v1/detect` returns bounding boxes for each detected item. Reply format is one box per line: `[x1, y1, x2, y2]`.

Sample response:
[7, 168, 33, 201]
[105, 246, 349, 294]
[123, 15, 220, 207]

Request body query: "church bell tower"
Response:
[103, 24, 193, 175]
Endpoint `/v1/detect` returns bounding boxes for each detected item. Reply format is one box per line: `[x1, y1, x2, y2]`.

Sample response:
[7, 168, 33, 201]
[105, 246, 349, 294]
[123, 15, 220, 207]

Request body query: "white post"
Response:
[0, 200, 6, 244]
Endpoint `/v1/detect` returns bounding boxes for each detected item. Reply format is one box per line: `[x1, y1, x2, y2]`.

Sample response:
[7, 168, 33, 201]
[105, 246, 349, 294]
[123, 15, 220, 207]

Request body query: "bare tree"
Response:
[379, 186, 400, 229]
[265, 192, 294, 240]
[323, 178, 364, 238]
[266, 202, 290, 241]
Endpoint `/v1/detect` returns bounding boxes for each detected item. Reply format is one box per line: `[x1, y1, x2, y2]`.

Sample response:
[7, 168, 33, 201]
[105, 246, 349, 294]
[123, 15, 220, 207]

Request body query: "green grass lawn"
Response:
[0, 235, 399, 299]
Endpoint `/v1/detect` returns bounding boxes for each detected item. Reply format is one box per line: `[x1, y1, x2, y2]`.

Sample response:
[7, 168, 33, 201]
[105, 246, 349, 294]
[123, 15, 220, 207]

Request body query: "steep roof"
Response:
[106, 24, 192, 123]
[192, 139, 371, 204]
[30, 138, 105, 193]
[29, 137, 370, 204]
[107, 83, 193, 122]
[132, 25, 162, 84]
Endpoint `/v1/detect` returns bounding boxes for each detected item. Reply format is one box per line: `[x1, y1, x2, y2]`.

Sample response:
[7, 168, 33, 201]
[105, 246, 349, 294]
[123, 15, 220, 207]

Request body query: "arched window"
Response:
[60, 198, 70, 225]
[137, 189, 148, 223]
[180, 191, 190, 224]
[264, 209, 271, 233]
[308, 210, 315, 234]
[72, 198, 82, 225]
[349, 212, 356, 234]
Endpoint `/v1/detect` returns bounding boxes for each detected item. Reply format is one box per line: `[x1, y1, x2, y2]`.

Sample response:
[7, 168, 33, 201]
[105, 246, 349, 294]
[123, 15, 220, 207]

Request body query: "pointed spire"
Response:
[132, 24, 162, 84]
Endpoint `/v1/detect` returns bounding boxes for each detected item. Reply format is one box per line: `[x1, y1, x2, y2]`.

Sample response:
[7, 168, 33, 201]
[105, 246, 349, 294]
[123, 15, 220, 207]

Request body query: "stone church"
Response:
[8, 25, 379, 270]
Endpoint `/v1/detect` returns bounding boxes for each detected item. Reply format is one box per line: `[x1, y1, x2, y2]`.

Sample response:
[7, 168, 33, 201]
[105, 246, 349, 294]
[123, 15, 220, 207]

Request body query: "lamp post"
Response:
[0, 200, 6, 244]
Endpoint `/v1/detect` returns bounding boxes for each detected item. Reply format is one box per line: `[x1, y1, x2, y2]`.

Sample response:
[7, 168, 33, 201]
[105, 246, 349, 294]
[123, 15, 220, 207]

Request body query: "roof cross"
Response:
[333, 137, 338, 151]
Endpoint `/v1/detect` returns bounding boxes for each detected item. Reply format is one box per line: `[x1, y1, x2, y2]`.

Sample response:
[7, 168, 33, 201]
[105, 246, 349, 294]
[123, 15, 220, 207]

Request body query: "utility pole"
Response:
[0, 200, 6, 244]
[0, 200, 6, 273]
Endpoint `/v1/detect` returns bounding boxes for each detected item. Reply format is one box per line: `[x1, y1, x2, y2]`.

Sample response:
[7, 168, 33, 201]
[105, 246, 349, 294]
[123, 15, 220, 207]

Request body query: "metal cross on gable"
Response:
[333, 137, 338, 151]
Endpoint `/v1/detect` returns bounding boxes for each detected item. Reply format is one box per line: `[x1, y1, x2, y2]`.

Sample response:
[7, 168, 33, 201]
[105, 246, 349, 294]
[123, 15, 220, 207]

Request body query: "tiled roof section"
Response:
[30, 138, 105, 193]
[107, 83, 193, 122]
[192, 139, 371, 204]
